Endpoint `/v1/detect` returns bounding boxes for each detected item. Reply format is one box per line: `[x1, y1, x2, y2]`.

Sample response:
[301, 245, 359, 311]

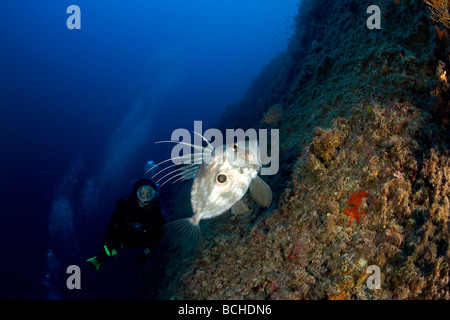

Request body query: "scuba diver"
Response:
[87, 178, 165, 270]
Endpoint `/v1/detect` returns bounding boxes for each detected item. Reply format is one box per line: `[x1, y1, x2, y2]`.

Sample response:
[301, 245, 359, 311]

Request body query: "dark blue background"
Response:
[0, 0, 298, 299]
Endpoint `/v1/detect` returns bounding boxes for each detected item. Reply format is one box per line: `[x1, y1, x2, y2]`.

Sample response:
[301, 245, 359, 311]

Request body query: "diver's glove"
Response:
[86, 256, 102, 271]
[111, 249, 120, 261]
[103, 244, 120, 261]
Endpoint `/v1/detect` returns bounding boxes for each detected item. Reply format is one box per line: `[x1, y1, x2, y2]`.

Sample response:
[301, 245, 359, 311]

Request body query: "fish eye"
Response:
[216, 173, 228, 184]
[232, 143, 238, 152]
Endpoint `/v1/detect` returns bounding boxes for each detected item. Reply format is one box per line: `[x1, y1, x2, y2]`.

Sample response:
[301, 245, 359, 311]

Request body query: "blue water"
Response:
[0, 0, 298, 299]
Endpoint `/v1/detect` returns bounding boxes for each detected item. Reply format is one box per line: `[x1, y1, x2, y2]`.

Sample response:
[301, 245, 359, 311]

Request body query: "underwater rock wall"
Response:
[169, 0, 449, 299]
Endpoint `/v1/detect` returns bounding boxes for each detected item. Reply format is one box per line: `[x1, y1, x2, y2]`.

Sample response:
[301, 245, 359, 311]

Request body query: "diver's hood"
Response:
[133, 179, 157, 194]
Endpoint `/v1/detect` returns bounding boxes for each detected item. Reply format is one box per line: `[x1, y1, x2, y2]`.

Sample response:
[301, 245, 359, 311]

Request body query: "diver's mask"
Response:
[137, 185, 155, 209]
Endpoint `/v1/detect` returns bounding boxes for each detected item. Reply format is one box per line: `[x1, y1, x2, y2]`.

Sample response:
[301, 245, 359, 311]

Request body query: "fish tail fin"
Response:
[162, 217, 203, 251]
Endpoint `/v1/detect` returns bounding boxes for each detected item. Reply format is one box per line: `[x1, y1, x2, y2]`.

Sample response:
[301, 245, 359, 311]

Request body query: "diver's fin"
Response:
[231, 199, 250, 214]
[249, 176, 272, 207]
[162, 217, 203, 250]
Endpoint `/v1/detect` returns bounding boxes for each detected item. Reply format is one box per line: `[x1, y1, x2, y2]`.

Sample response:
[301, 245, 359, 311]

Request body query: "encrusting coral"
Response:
[261, 104, 283, 126]
[149, 0, 449, 300]
[344, 190, 370, 226]
[424, 0, 450, 28]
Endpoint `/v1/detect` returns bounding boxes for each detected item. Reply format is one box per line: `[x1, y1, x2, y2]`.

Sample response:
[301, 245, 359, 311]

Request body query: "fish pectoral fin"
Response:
[231, 199, 250, 215]
[249, 176, 272, 207]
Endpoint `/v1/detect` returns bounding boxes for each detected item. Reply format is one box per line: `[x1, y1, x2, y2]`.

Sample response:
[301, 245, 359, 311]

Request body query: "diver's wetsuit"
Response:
[105, 195, 165, 251]
[94, 181, 165, 266]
